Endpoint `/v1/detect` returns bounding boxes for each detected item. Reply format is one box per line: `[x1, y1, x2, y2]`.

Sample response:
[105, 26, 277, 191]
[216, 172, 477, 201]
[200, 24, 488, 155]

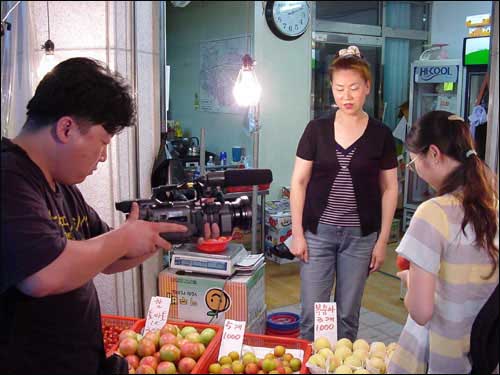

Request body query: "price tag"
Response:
[218, 319, 246, 360]
[314, 302, 337, 346]
[144, 296, 171, 334]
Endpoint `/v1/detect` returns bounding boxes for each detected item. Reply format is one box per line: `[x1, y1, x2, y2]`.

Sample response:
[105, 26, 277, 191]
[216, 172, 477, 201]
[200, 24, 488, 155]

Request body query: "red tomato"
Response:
[396, 255, 410, 271]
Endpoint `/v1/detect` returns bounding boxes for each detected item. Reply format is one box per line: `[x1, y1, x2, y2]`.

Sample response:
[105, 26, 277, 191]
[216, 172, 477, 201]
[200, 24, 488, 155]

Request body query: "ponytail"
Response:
[439, 154, 499, 279]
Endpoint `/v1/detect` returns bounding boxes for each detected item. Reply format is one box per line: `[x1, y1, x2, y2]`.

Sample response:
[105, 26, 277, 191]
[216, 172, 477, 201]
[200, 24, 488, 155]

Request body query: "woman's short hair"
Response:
[328, 45, 371, 83]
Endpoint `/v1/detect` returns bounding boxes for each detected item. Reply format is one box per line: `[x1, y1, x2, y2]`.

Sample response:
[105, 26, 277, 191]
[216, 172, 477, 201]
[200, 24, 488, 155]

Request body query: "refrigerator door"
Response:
[403, 60, 463, 226]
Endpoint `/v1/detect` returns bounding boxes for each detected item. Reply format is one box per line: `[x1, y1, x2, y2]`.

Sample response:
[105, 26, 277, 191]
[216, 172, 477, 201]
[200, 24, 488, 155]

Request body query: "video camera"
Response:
[115, 169, 273, 243]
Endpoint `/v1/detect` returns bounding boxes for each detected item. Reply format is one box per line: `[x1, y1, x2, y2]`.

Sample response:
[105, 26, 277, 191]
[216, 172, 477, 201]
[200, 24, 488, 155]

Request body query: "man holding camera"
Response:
[0, 57, 186, 374]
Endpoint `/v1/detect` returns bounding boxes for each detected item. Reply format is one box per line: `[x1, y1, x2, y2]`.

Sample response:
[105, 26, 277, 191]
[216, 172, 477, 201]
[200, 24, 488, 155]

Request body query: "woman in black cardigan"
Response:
[290, 46, 399, 341]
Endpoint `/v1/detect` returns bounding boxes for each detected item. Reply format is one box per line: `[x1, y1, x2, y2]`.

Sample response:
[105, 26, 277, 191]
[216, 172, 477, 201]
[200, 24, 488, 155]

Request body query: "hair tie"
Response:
[465, 149, 477, 158]
[448, 114, 464, 122]
[337, 45, 362, 58]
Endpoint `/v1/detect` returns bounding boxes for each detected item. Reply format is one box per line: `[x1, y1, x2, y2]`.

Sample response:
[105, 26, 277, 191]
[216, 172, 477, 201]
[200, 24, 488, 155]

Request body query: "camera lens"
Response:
[227, 196, 252, 230]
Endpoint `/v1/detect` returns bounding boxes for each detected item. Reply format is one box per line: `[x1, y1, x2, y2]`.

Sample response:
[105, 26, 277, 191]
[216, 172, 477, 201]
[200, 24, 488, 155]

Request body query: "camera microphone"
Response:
[201, 168, 273, 187]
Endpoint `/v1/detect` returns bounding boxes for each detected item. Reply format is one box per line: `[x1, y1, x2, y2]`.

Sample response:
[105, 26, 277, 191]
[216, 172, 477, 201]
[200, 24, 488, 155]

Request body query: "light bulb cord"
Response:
[46, 1, 51, 40]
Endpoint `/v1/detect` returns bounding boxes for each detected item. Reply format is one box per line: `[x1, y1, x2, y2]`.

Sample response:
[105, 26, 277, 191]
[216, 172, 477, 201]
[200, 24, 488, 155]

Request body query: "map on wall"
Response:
[199, 35, 251, 114]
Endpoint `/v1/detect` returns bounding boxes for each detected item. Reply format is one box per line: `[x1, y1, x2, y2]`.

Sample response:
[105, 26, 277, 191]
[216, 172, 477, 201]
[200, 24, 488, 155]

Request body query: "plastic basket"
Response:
[195, 332, 312, 374]
[101, 314, 141, 357]
[123, 319, 223, 374]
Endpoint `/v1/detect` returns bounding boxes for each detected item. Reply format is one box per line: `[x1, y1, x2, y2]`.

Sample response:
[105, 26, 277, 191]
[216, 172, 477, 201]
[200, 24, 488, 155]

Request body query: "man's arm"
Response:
[102, 253, 155, 274]
[17, 203, 186, 297]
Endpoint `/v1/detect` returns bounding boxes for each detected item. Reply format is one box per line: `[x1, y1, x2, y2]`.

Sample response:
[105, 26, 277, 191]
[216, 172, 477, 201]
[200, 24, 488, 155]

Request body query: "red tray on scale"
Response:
[196, 236, 232, 253]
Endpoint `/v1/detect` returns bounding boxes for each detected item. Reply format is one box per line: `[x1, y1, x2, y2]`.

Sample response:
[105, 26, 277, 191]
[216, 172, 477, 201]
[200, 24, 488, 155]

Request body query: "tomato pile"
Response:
[102, 321, 124, 354]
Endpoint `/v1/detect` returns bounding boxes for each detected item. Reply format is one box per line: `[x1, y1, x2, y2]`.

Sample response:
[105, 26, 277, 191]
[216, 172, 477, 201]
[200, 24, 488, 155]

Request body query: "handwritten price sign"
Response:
[218, 319, 246, 360]
[144, 296, 171, 334]
[314, 302, 337, 346]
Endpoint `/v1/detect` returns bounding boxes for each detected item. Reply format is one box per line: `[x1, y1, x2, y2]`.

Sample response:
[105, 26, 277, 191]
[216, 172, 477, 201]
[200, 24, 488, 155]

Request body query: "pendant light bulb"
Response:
[37, 39, 58, 79]
[37, 2, 58, 80]
[233, 54, 262, 107]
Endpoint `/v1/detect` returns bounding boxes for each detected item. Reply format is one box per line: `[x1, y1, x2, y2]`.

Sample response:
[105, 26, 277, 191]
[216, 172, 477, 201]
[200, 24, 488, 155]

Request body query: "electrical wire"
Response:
[46, 1, 50, 40]
[1, 1, 21, 23]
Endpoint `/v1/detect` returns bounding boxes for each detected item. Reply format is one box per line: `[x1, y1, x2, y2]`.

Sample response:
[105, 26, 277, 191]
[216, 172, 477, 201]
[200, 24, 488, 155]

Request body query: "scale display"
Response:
[170, 242, 247, 276]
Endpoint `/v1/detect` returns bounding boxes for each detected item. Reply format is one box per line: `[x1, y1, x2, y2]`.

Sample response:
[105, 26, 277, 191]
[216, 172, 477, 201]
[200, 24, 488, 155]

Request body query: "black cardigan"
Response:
[296, 112, 398, 237]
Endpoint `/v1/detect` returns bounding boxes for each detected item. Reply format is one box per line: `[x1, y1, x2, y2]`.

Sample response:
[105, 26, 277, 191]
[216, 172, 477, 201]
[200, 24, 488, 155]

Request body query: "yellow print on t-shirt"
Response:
[49, 210, 89, 240]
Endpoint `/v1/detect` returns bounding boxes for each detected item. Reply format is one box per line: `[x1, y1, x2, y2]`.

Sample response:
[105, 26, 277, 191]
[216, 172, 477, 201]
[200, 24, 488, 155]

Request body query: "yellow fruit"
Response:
[370, 351, 386, 360]
[354, 369, 371, 374]
[336, 338, 353, 351]
[313, 337, 332, 351]
[219, 355, 232, 366]
[343, 355, 362, 368]
[368, 357, 386, 374]
[327, 355, 342, 372]
[274, 345, 286, 357]
[209, 363, 222, 374]
[308, 354, 326, 369]
[228, 351, 240, 361]
[334, 346, 352, 362]
[370, 341, 386, 354]
[289, 358, 301, 372]
[231, 360, 244, 373]
[318, 348, 335, 360]
[283, 353, 293, 362]
[334, 364, 353, 374]
[242, 352, 257, 365]
[353, 339, 370, 352]
[352, 349, 369, 362]
[264, 353, 275, 360]
[387, 342, 398, 352]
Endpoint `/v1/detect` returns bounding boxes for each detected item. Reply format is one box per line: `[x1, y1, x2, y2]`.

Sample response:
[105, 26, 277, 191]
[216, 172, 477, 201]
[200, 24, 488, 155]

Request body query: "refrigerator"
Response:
[403, 59, 463, 230]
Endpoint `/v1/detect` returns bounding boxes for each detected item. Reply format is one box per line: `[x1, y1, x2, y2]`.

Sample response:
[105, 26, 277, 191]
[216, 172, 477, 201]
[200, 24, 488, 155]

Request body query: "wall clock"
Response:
[265, 1, 310, 41]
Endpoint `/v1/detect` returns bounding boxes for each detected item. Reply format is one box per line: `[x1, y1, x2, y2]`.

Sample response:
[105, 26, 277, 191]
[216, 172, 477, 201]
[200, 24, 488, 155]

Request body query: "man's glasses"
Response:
[406, 155, 421, 173]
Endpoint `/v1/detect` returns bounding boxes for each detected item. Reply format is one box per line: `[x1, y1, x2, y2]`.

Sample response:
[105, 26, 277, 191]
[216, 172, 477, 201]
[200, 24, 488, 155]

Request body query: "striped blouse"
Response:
[388, 194, 499, 374]
[319, 143, 360, 227]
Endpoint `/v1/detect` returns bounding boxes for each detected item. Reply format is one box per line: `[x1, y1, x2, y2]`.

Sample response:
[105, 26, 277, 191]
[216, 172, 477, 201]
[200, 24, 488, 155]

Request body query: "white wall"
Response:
[431, 1, 493, 59]
[254, 2, 312, 198]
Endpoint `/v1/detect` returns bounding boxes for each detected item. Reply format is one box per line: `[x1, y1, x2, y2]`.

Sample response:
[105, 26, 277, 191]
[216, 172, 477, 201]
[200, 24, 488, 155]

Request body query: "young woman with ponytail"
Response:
[388, 110, 499, 374]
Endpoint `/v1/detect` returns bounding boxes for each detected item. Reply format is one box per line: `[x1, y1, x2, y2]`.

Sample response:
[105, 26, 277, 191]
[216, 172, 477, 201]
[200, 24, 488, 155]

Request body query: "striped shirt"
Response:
[319, 144, 360, 227]
[388, 194, 499, 374]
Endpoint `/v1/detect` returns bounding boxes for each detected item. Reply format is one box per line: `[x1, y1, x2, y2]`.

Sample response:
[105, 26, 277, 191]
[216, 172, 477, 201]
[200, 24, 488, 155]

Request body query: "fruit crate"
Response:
[196, 332, 312, 374]
[122, 319, 223, 374]
[101, 314, 141, 357]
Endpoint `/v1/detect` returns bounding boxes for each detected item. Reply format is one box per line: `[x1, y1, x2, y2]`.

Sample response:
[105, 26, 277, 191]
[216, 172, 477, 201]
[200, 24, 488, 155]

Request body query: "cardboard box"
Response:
[265, 199, 290, 215]
[232, 226, 262, 250]
[266, 212, 292, 230]
[281, 186, 291, 199]
[265, 226, 292, 248]
[247, 306, 267, 334]
[159, 264, 265, 325]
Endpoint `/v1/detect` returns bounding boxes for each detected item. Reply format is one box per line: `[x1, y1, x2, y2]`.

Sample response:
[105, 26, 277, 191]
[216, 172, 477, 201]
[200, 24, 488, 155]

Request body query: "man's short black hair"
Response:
[26, 57, 135, 135]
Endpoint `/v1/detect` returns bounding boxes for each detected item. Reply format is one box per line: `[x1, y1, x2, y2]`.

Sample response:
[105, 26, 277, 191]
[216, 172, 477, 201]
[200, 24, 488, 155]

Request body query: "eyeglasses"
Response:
[406, 155, 421, 173]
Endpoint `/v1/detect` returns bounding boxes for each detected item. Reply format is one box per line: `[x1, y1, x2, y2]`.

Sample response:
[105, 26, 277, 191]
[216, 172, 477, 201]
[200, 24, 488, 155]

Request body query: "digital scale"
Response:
[170, 242, 248, 276]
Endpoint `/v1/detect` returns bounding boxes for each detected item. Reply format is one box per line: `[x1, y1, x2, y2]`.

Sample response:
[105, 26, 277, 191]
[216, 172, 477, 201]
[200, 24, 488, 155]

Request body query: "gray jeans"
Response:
[300, 224, 377, 341]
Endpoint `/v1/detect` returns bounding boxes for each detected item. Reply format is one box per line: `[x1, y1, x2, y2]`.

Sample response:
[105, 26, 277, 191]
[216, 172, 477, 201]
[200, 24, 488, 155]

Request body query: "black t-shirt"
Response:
[0, 137, 110, 374]
[296, 111, 397, 236]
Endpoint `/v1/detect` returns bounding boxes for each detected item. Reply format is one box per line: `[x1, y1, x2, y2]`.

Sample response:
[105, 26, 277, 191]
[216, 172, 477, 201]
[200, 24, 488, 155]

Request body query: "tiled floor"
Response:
[268, 299, 404, 345]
